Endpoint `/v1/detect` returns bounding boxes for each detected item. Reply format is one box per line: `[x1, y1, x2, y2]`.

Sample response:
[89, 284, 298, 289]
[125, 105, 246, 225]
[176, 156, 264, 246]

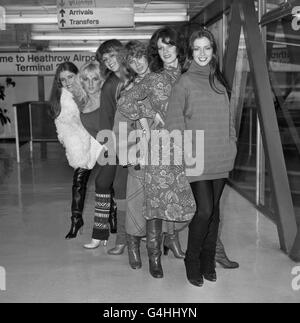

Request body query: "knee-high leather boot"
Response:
[127, 234, 142, 269]
[146, 219, 163, 278]
[109, 196, 117, 234]
[215, 236, 239, 269]
[65, 168, 91, 239]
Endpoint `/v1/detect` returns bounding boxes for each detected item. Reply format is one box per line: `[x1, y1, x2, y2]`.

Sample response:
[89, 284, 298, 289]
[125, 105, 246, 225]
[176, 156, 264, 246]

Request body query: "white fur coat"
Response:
[55, 88, 103, 169]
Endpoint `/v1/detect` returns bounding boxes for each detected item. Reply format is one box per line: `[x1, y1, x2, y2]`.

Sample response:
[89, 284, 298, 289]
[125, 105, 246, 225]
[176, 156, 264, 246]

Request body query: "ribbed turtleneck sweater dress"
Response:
[165, 61, 237, 182]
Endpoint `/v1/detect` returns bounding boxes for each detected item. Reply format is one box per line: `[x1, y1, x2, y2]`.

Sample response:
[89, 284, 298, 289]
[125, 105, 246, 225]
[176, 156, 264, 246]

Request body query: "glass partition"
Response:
[229, 28, 258, 204]
[266, 0, 288, 11]
[207, 2, 299, 231]
[266, 8, 300, 226]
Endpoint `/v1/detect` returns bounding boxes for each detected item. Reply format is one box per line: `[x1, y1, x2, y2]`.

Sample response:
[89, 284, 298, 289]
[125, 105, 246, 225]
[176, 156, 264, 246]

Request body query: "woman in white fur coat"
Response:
[49, 61, 104, 239]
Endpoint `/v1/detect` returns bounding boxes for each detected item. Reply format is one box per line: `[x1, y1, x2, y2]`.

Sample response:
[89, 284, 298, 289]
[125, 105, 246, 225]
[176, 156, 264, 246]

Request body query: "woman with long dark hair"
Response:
[114, 40, 190, 271]
[165, 28, 237, 287]
[117, 27, 195, 279]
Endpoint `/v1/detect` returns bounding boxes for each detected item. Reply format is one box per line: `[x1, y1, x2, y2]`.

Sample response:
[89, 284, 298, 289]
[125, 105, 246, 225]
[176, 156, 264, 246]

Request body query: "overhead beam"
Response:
[191, 0, 233, 26]
[223, 0, 242, 91]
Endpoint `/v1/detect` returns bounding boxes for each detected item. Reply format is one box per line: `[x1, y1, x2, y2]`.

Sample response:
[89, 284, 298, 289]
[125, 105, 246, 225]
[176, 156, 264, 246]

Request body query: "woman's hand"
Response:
[139, 118, 151, 142]
[154, 113, 165, 128]
[70, 75, 88, 111]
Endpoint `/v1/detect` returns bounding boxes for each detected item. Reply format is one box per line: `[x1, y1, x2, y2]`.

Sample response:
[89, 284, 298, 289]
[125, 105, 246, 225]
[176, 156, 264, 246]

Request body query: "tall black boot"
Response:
[215, 236, 239, 269]
[146, 219, 163, 278]
[127, 234, 142, 269]
[65, 168, 91, 239]
[109, 196, 117, 234]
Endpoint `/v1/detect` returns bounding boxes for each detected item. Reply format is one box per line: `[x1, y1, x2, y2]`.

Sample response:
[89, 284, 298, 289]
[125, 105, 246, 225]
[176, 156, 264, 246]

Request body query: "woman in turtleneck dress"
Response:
[165, 28, 237, 287]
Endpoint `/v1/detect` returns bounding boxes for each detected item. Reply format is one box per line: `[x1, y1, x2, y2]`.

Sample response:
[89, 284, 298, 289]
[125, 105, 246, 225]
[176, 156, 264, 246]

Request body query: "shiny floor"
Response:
[0, 142, 299, 303]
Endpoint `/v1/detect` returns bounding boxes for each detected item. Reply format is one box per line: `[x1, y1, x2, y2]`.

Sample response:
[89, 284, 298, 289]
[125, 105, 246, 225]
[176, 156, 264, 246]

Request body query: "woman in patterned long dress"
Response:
[117, 27, 195, 279]
[114, 40, 192, 272]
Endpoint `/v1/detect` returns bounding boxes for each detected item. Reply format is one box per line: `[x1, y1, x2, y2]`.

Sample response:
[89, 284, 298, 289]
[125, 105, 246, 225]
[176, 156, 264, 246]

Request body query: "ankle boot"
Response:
[146, 219, 163, 278]
[163, 231, 185, 259]
[83, 238, 107, 249]
[127, 234, 142, 269]
[107, 244, 126, 255]
[66, 168, 91, 239]
[215, 237, 239, 269]
[109, 197, 117, 234]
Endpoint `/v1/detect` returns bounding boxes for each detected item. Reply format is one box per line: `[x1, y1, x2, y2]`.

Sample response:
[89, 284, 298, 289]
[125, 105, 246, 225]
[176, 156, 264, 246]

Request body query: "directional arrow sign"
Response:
[57, 7, 134, 29]
[60, 19, 66, 27]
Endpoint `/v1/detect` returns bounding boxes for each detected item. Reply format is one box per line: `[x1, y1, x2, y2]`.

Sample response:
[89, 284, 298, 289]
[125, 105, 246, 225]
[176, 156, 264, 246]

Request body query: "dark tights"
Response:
[185, 178, 226, 276]
[95, 164, 116, 194]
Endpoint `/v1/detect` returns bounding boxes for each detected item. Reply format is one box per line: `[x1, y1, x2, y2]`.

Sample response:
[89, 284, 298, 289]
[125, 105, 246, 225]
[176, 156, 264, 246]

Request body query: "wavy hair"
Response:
[124, 40, 148, 80]
[186, 28, 230, 94]
[147, 27, 185, 73]
[49, 61, 78, 119]
[95, 39, 124, 77]
[125, 40, 148, 60]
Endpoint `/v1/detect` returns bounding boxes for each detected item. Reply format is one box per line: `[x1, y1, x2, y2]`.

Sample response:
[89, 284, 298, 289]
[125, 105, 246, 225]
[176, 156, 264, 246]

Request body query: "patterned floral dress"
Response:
[117, 66, 196, 222]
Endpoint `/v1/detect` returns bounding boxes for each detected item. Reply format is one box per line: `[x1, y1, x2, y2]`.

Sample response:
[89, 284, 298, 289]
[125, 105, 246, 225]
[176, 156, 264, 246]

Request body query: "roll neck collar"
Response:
[188, 60, 210, 77]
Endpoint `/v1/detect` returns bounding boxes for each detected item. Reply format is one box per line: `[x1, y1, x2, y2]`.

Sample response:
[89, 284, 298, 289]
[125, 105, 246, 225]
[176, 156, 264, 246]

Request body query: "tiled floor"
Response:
[0, 142, 299, 303]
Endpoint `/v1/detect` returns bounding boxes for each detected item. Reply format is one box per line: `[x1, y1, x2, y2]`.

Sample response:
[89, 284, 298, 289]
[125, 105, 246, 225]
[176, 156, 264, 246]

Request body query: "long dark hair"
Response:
[147, 27, 185, 73]
[187, 28, 230, 94]
[49, 62, 78, 119]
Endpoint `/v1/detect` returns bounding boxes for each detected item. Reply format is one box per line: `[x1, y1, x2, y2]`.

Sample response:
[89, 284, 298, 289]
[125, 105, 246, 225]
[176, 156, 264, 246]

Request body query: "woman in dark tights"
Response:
[83, 39, 128, 250]
[165, 28, 237, 287]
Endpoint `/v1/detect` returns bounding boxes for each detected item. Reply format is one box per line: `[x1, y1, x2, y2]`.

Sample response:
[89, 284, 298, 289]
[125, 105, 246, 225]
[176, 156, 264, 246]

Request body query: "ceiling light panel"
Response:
[31, 32, 152, 40]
